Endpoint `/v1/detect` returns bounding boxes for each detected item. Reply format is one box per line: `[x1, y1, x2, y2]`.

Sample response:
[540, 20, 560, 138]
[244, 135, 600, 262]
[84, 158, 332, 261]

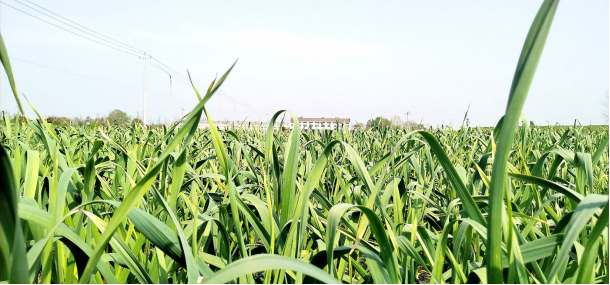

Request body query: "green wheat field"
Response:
[1, 1, 608, 284]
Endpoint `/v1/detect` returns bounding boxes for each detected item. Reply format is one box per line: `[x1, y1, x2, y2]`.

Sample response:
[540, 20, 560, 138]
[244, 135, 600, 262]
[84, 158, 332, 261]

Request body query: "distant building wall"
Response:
[289, 117, 352, 130]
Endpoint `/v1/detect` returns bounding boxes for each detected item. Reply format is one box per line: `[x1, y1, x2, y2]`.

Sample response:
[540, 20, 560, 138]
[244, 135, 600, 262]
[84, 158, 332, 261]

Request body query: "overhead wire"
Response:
[150, 57, 218, 90]
[1, 1, 193, 109]
[3, 0, 262, 118]
[22, 0, 145, 54]
[5, 1, 209, 90]
[150, 57, 256, 117]
[13, 0, 144, 54]
[150, 57, 191, 81]
[150, 57, 213, 92]
[9, 56, 192, 108]
[0, 1, 142, 57]
[146, 63, 208, 94]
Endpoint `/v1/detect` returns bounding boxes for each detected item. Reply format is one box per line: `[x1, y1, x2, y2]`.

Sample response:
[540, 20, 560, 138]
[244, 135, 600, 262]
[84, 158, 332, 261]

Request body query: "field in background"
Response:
[1, 113, 608, 283]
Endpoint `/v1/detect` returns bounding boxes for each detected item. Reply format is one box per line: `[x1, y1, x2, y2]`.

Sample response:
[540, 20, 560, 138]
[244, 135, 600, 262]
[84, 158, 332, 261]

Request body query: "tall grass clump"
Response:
[1, 0, 608, 283]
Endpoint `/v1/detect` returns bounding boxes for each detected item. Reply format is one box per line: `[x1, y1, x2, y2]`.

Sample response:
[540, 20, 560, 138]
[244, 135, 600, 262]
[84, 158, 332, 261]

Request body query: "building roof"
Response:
[290, 117, 350, 123]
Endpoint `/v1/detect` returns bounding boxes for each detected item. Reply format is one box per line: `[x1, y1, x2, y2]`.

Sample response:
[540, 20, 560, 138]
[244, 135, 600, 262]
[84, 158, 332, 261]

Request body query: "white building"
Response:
[289, 117, 351, 130]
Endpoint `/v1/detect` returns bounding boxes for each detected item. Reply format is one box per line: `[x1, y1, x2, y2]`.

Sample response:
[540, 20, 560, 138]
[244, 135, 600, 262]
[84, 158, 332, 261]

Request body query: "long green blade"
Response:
[487, 1, 559, 282]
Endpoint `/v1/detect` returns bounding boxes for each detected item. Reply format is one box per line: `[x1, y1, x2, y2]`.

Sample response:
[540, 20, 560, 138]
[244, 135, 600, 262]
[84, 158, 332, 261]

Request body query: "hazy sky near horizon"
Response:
[0, 0, 608, 126]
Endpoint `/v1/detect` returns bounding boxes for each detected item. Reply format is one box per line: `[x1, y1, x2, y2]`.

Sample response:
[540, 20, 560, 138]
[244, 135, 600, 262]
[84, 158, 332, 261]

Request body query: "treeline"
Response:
[354, 116, 431, 130]
[3, 109, 143, 127]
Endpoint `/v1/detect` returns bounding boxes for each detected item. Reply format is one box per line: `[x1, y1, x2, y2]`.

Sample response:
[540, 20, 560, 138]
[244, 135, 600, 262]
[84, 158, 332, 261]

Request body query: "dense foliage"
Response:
[366, 117, 392, 129]
[1, 1, 608, 284]
[1, 106, 609, 284]
[46, 116, 71, 127]
[107, 109, 131, 126]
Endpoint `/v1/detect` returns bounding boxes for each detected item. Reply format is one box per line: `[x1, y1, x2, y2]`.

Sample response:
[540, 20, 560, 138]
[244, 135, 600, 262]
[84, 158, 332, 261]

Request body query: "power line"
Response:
[22, 0, 145, 54]
[148, 63, 208, 94]
[1, 1, 194, 114]
[13, 0, 143, 54]
[150, 58, 206, 89]
[9, 56, 191, 107]
[5, 1, 215, 91]
[3, 1, 264, 118]
[150, 57, 212, 89]
[11, 57, 140, 88]
[0, 1, 141, 57]
[5, 0, 223, 92]
[150, 57, 190, 81]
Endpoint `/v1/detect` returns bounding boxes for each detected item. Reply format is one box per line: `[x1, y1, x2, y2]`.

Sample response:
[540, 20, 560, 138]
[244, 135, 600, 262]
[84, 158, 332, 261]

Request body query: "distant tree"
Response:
[132, 118, 143, 125]
[47, 116, 71, 126]
[107, 109, 131, 125]
[10, 112, 28, 123]
[57, 117, 71, 126]
[91, 117, 108, 127]
[354, 123, 365, 130]
[366, 117, 392, 129]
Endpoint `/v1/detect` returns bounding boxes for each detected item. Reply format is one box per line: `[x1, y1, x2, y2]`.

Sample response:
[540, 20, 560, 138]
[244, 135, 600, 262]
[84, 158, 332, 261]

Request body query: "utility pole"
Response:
[140, 52, 151, 125]
[153, 64, 172, 124]
[182, 108, 185, 118]
[404, 111, 411, 128]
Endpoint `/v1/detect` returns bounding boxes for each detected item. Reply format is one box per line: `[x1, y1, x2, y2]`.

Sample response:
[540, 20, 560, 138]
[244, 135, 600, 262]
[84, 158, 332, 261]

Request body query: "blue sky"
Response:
[1, 0, 608, 126]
